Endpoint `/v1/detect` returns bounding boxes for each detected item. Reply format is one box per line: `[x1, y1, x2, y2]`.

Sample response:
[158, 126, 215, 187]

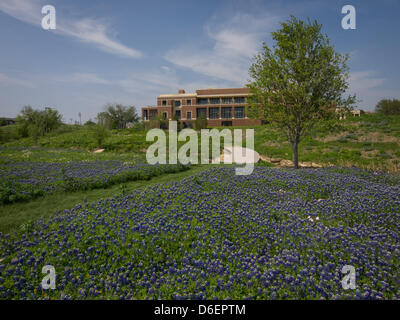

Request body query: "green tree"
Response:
[195, 115, 208, 130]
[16, 106, 62, 139]
[97, 104, 139, 129]
[92, 124, 110, 148]
[375, 99, 400, 115]
[247, 16, 355, 168]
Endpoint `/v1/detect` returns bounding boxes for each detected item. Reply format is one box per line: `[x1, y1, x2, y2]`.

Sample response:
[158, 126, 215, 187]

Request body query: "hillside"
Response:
[1, 113, 400, 172]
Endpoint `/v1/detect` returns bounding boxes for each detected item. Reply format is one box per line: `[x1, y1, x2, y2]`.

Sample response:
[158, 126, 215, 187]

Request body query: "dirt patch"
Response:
[357, 132, 400, 143]
[316, 132, 350, 143]
[262, 141, 288, 147]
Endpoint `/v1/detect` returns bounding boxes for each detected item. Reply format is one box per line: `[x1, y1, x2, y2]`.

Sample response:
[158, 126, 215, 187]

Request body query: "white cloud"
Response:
[54, 72, 111, 85]
[164, 12, 281, 84]
[0, 72, 34, 88]
[349, 71, 385, 92]
[348, 70, 398, 110]
[0, 0, 142, 58]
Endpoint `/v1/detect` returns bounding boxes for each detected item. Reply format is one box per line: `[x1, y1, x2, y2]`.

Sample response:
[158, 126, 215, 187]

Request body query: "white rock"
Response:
[213, 146, 260, 164]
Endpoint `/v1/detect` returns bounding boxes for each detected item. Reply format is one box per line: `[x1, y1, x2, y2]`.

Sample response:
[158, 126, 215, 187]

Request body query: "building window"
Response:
[162, 112, 168, 120]
[149, 110, 158, 120]
[209, 107, 219, 119]
[198, 98, 208, 105]
[143, 110, 148, 121]
[196, 108, 207, 119]
[210, 98, 220, 104]
[162, 100, 167, 106]
[175, 100, 181, 107]
[221, 107, 232, 119]
[222, 97, 232, 104]
[186, 99, 192, 105]
[234, 106, 245, 118]
[187, 111, 192, 120]
[234, 97, 245, 104]
[175, 110, 181, 120]
[222, 121, 232, 126]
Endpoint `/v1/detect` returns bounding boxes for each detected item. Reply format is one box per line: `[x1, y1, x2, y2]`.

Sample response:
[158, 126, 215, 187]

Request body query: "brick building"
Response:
[141, 88, 261, 128]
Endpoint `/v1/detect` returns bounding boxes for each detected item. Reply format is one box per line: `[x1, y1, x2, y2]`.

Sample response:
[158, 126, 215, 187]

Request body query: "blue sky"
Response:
[0, 0, 399, 122]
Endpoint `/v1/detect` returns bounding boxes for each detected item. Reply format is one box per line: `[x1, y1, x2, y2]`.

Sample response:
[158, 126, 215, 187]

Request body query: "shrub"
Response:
[375, 99, 400, 115]
[195, 116, 208, 130]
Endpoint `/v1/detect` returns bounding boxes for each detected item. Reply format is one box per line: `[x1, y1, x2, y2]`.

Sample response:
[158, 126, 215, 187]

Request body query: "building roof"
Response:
[196, 88, 249, 96]
[157, 88, 250, 99]
[158, 93, 196, 98]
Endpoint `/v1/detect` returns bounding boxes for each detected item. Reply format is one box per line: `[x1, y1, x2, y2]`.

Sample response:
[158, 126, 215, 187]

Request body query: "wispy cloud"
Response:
[164, 11, 281, 84]
[0, 72, 34, 88]
[348, 70, 394, 110]
[349, 70, 385, 92]
[0, 0, 142, 58]
[54, 72, 111, 85]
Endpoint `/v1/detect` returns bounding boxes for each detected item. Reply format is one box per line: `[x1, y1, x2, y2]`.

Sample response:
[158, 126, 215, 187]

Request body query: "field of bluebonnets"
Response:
[0, 160, 189, 204]
[0, 166, 399, 299]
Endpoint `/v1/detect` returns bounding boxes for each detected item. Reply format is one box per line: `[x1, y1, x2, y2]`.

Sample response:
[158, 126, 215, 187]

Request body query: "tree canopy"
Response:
[247, 16, 355, 168]
[375, 99, 400, 115]
[97, 104, 139, 129]
[16, 106, 62, 141]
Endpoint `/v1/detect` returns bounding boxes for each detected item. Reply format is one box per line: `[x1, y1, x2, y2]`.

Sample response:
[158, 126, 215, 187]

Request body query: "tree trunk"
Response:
[292, 140, 299, 169]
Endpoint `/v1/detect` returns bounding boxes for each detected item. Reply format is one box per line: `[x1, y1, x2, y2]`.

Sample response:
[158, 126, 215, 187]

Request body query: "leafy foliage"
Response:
[247, 16, 356, 168]
[375, 99, 400, 115]
[97, 104, 139, 129]
[16, 106, 62, 142]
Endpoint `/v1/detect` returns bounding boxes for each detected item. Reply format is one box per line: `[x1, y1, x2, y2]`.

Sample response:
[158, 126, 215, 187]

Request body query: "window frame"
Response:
[221, 107, 232, 119]
[196, 108, 207, 119]
[234, 106, 245, 119]
[209, 107, 220, 119]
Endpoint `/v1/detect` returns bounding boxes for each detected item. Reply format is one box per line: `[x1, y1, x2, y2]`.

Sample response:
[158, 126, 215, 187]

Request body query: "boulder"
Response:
[259, 155, 272, 163]
[270, 157, 282, 163]
[299, 161, 312, 168]
[311, 162, 323, 168]
[213, 146, 260, 164]
[280, 159, 294, 167]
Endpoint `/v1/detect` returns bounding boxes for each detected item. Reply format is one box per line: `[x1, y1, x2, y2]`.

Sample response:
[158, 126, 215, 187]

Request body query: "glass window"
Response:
[186, 99, 192, 105]
[149, 110, 158, 120]
[198, 98, 208, 105]
[175, 100, 181, 107]
[221, 107, 232, 119]
[187, 111, 192, 120]
[234, 107, 245, 118]
[210, 98, 220, 104]
[234, 97, 245, 104]
[209, 107, 219, 119]
[162, 100, 167, 106]
[196, 108, 207, 119]
[175, 110, 181, 120]
[222, 97, 232, 104]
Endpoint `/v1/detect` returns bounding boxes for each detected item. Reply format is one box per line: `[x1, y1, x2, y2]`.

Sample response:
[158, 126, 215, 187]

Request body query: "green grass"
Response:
[0, 164, 209, 234]
[1, 124, 150, 153]
[2, 114, 400, 172]
[1, 113, 399, 233]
